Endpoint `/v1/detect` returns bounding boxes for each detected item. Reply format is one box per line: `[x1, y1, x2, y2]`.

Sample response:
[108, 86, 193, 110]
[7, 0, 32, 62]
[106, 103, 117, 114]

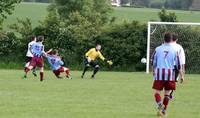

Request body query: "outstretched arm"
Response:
[98, 51, 113, 65]
[43, 48, 52, 57]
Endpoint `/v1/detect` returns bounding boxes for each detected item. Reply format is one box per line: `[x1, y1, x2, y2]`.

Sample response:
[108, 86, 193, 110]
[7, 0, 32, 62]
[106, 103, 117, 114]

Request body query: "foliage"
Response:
[0, 0, 21, 27]
[0, 32, 19, 56]
[54, 0, 112, 25]
[158, 8, 177, 22]
[99, 21, 147, 70]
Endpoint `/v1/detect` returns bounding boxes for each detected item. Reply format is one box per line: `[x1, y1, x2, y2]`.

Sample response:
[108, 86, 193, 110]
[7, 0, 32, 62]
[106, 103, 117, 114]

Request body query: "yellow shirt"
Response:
[85, 48, 105, 61]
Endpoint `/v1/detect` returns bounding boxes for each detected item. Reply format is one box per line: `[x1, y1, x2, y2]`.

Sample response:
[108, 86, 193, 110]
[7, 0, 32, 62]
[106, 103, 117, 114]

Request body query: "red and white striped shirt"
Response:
[152, 43, 182, 81]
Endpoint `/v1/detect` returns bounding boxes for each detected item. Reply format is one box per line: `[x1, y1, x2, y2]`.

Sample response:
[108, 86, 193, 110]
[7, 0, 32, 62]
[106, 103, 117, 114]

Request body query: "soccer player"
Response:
[25, 36, 37, 77]
[23, 36, 46, 81]
[46, 49, 71, 79]
[152, 33, 184, 116]
[81, 44, 113, 79]
[171, 33, 186, 81]
[170, 33, 186, 99]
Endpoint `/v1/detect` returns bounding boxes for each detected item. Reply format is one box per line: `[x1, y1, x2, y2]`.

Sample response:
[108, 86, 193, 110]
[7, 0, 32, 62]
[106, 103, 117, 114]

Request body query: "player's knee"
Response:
[95, 65, 100, 69]
[40, 67, 44, 72]
[86, 64, 90, 67]
[154, 89, 160, 95]
[164, 90, 171, 96]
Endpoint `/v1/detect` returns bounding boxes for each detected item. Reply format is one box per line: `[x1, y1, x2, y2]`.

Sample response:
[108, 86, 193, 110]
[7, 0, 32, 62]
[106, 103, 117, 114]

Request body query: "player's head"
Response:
[96, 44, 101, 51]
[31, 35, 36, 41]
[37, 36, 44, 42]
[51, 49, 59, 56]
[172, 33, 178, 42]
[164, 32, 173, 43]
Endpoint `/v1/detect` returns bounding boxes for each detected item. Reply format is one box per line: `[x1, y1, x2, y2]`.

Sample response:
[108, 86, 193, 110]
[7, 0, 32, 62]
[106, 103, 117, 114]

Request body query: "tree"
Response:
[53, 0, 112, 25]
[158, 8, 177, 22]
[0, 0, 21, 27]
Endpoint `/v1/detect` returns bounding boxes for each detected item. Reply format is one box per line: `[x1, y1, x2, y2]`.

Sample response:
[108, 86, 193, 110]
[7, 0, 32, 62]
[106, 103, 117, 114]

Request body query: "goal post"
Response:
[146, 21, 200, 74]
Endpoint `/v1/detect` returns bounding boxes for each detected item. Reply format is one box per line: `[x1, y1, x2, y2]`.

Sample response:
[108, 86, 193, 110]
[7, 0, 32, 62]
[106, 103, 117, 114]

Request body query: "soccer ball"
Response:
[141, 58, 147, 64]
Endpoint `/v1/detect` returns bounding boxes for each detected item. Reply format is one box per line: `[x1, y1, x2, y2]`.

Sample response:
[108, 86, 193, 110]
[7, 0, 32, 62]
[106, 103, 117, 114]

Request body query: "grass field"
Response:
[0, 70, 199, 118]
[3, 2, 200, 29]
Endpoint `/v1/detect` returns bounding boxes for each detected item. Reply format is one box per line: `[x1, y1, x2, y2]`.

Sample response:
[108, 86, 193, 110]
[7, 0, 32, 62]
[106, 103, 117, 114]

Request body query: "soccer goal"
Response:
[146, 22, 200, 74]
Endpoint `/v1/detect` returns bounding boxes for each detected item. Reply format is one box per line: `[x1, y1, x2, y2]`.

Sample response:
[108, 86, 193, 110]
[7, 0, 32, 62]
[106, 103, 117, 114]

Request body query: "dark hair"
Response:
[172, 33, 178, 41]
[37, 36, 44, 42]
[164, 32, 172, 43]
[51, 49, 58, 55]
[31, 35, 36, 41]
[96, 44, 101, 46]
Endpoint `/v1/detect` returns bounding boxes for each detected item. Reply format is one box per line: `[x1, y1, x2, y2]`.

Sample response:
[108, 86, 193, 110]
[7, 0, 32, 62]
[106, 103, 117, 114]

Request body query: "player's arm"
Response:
[30, 44, 35, 55]
[180, 46, 186, 73]
[58, 59, 64, 66]
[98, 51, 113, 65]
[43, 48, 52, 57]
[175, 52, 184, 83]
[28, 43, 32, 54]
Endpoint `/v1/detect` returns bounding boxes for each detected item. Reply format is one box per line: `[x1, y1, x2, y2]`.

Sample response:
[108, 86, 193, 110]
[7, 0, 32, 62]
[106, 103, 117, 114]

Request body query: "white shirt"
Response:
[26, 41, 36, 57]
[171, 42, 185, 65]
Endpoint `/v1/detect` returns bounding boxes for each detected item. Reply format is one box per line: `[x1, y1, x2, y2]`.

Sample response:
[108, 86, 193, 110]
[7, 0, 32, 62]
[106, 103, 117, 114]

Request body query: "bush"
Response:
[98, 21, 147, 71]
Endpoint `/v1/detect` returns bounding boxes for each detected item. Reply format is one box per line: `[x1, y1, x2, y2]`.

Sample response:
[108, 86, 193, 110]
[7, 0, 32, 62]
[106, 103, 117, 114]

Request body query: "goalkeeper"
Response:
[81, 44, 113, 79]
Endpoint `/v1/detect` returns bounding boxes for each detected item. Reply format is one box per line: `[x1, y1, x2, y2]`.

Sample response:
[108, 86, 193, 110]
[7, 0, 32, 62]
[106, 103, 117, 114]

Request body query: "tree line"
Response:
[121, 0, 194, 10]
[23, 0, 196, 10]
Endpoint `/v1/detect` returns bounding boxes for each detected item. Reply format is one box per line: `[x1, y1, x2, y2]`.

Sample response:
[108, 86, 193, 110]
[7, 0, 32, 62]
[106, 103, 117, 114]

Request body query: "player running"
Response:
[24, 36, 37, 77]
[46, 49, 72, 79]
[152, 33, 184, 116]
[23, 36, 47, 81]
[169, 33, 186, 99]
[81, 44, 113, 79]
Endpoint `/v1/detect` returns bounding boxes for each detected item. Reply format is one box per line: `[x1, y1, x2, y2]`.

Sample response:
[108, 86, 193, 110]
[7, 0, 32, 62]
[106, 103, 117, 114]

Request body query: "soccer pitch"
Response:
[0, 70, 199, 118]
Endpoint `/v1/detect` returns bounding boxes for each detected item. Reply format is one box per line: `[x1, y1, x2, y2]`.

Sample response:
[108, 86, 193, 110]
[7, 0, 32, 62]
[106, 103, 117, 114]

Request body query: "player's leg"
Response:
[161, 90, 171, 116]
[24, 57, 32, 70]
[38, 57, 44, 81]
[154, 90, 162, 108]
[162, 81, 176, 116]
[53, 70, 62, 79]
[24, 65, 34, 79]
[39, 67, 44, 81]
[23, 57, 35, 79]
[91, 64, 100, 79]
[81, 58, 90, 78]
[170, 66, 179, 100]
[58, 67, 72, 79]
[32, 66, 37, 77]
[64, 67, 72, 79]
[152, 80, 164, 116]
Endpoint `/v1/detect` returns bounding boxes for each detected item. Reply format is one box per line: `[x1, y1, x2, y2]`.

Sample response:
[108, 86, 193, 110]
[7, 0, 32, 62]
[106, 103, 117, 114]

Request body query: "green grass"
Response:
[112, 7, 200, 23]
[0, 70, 199, 118]
[3, 2, 48, 29]
[3, 2, 200, 30]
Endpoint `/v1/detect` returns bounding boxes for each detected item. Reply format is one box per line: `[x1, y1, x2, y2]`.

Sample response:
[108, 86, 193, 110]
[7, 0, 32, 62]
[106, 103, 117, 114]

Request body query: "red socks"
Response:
[40, 72, 44, 81]
[66, 69, 70, 76]
[25, 67, 30, 74]
[163, 95, 170, 109]
[154, 93, 162, 104]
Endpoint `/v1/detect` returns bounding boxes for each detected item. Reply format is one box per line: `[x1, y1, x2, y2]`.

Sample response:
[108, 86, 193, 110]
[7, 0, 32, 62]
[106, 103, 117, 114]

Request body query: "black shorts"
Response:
[174, 66, 179, 82]
[26, 57, 32, 63]
[84, 58, 98, 68]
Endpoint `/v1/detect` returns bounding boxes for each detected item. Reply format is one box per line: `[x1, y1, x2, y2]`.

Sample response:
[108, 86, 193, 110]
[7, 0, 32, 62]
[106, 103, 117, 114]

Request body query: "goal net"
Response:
[146, 22, 200, 74]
